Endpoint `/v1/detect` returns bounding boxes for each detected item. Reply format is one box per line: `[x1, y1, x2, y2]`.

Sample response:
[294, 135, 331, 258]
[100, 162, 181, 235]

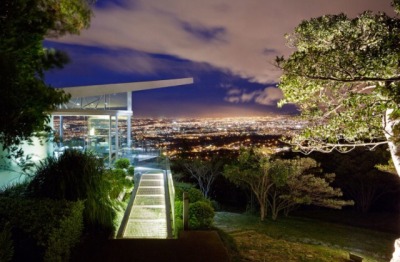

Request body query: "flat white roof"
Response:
[60, 78, 194, 98]
[53, 109, 133, 116]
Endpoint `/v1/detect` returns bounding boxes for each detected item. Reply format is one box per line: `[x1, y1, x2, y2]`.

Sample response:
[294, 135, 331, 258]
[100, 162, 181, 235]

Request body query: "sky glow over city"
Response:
[45, 0, 394, 118]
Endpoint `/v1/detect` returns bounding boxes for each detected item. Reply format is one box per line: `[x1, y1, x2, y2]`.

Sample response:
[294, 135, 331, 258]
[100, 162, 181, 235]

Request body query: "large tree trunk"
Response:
[383, 109, 400, 262]
[259, 202, 266, 221]
[255, 192, 267, 221]
[384, 109, 400, 177]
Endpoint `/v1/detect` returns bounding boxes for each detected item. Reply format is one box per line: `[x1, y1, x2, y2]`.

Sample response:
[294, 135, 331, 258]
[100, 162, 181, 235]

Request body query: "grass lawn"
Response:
[215, 212, 398, 262]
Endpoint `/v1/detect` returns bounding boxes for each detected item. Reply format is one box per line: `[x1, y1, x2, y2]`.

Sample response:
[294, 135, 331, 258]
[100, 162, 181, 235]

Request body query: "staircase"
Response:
[118, 170, 171, 239]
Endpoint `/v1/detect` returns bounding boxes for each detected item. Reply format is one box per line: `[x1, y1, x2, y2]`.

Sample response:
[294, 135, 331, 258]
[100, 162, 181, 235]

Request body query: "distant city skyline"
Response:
[45, 0, 394, 118]
[54, 115, 302, 158]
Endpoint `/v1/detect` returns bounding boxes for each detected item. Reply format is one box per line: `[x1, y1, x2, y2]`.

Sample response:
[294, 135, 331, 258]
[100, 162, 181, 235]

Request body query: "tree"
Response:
[268, 157, 352, 220]
[224, 148, 273, 221]
[0, 0, 93, 160]
[183, 158, 222, 198]
[276, 2, 400, 260]
[276, 4, 400, 176]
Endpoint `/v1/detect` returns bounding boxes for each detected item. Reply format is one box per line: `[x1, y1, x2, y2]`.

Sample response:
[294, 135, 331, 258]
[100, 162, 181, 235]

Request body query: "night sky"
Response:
[45, 0, 394, 118]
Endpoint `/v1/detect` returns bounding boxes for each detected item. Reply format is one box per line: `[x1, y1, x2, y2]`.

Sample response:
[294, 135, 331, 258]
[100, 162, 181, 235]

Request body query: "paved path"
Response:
[76, 231, 230, 262]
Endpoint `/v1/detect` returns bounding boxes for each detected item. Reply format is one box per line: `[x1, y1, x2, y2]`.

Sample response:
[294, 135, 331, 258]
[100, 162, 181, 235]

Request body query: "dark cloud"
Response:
[181, 22, 227, 42]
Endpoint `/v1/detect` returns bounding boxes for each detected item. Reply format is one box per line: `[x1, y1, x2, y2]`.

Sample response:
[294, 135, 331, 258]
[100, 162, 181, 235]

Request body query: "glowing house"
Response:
[53, 78, 193, 165]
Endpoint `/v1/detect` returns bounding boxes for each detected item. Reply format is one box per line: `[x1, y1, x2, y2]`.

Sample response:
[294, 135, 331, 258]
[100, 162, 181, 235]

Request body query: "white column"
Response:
[59, 116, 64, 147]
[127, 91, 132, 148]
[115, 115, 119, 161]
[109, 115, 112, 165]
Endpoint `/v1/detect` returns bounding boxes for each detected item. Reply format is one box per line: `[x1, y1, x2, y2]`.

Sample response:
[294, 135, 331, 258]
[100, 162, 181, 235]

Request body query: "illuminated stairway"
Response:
[120, 171, 170, 239]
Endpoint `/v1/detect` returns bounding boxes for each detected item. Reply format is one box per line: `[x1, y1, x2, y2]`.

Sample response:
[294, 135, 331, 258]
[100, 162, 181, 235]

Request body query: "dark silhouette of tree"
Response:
[182, 158, 222, 198]
[0, 0, 94, 160]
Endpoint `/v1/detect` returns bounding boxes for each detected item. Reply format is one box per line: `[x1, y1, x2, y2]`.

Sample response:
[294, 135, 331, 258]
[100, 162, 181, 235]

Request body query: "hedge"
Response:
[174, 183, 204, 203]
[174, 183, 214, 231]
[114, 158, 130, 169]
[189, 201, 215, 229]
[0, 197, 84, 262]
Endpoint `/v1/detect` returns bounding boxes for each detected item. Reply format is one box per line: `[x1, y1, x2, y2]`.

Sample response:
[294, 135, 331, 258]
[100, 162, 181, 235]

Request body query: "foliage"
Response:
[174, 183, 215, 231]
[27, 150, 103, 200]
[189, 201, 215, 229]
[276, 13, 400, 261]
[224, 148, 351, 221]
[0, 180, 30, 198]
[175, 200, 184, 218]
[44, 200, 84, 262]
[276, 5, 400, 156]
[0, 53, 70, 157]
[82, 191, 115, 235]
[0, 222, 13, 262]
[127, 166, 135, 176]
[268, 157, 353, 220]
[27, 150, 116, 235]
[174, 183, 205, 203]
[0, 0, 93, 158]
[375, 159, 398, 175]
[103, 168, 133, 199]
[114, 158, 131, 169]
[224, 147, 273, 221]
[394, 0, 400, 15]
[0, 197, 84, 262]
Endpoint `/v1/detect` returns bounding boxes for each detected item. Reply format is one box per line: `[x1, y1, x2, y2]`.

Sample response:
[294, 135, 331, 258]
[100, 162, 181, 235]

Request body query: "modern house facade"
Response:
[53, 78, 193, 165]
[0, 78, 193, 186]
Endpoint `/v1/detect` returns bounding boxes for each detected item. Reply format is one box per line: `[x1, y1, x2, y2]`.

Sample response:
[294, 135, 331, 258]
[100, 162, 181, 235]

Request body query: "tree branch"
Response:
[295, 74, 400, 83]
[293, 141, 389, 154]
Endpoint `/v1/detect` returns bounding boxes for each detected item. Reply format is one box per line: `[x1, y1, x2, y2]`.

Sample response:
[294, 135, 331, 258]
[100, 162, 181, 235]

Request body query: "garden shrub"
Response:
[174, 217, 183, 236]
[174, 183, 215, 231]
[189, 201, 215, 229]
[104, 168, 133, 200]
[174, 183, 204, 202]
[0, 180, 29, 198]
[0, 222, 13, 262]
[174, 201, 184, 236]
[0, 197, 84, 262]
[123, 190, 132, 202]
[127, 166, 135, 176]
[27, 150, 103, 201]
[175, 200, 183, 219]
[27, 150, 116, 236]
[81, 192, 115, 236]
[44, 201, 84, 262]
[114, 158, 130, 169]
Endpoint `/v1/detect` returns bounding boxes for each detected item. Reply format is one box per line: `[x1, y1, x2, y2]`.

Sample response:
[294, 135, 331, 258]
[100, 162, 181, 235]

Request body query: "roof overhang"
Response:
[53, 109, 133, 117]
[60, 78, 194, 99]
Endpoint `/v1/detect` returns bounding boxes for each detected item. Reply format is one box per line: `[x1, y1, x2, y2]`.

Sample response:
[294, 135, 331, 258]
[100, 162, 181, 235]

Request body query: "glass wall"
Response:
[87, 116, 111, 161]
[53, 114, 130, 166]
[64, 93, 127, 110]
